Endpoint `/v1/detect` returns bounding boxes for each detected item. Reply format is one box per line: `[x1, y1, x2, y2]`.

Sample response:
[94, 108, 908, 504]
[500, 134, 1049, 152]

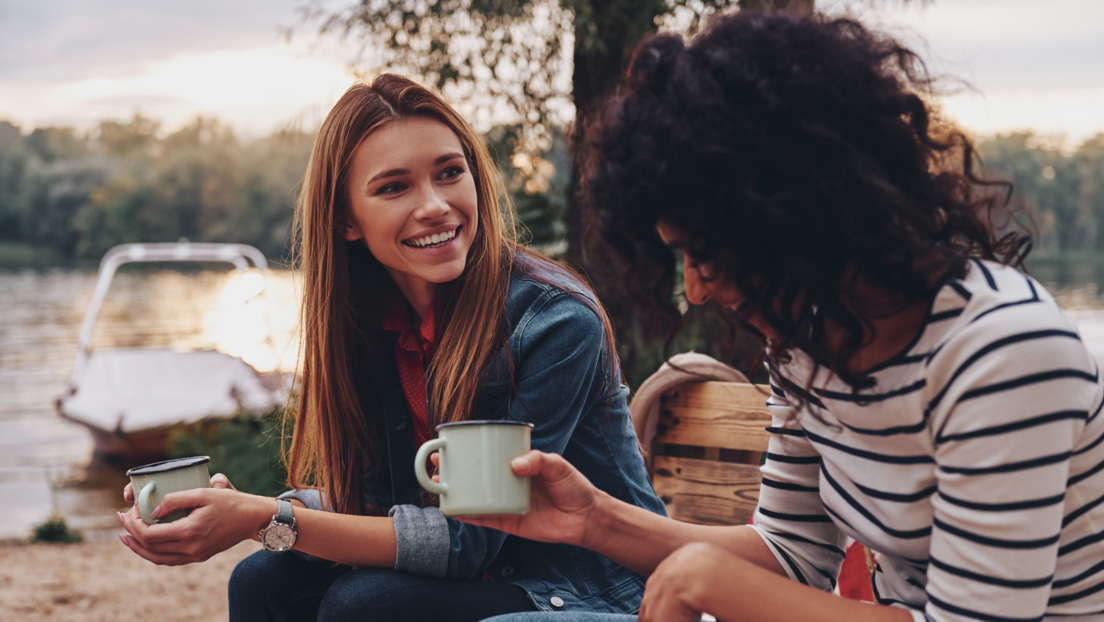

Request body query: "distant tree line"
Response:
[0, 116, 314, 263]
[0, 115, 578, 265]
[2, 117, 1101, 262]
[977, 133, 1104, 254]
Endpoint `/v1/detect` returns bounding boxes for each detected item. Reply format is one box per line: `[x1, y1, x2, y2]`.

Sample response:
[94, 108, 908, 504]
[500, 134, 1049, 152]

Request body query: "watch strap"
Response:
[275, 498, 294, 524]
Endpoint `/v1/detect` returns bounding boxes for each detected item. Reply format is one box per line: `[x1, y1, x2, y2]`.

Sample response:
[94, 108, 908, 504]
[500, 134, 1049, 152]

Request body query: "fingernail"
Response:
[116, 512, 123, 523]
[512, 456, 530, 470]
[118, 534, 127, 545]
[151, 505, 161, 519]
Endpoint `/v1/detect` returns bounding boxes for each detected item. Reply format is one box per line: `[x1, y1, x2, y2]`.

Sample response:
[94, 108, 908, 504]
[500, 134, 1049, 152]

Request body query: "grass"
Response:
[29, 512, 83, 544]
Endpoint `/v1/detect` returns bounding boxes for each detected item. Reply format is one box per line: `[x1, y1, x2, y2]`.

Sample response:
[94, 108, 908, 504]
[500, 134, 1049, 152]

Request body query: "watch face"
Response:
[264, 524, 296, 551]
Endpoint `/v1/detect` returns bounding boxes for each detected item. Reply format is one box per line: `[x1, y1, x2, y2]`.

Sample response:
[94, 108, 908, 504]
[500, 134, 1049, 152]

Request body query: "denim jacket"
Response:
[284, 256, 666, 614]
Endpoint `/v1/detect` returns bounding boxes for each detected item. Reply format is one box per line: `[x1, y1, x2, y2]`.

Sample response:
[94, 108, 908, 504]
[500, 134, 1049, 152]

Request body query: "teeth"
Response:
[409, 228, 456, 247]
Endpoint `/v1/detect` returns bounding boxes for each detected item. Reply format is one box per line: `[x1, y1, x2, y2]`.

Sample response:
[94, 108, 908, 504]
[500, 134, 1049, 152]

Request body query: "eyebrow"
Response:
[367, 153, 466, 185]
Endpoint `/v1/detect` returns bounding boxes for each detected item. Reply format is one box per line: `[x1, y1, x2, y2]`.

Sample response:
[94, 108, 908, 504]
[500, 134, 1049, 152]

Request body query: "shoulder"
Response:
[506, 253, 602, 320]
[504, 253, 607, 347]
[924, 259, 1099, 409]
[927, 259, 1086, 363]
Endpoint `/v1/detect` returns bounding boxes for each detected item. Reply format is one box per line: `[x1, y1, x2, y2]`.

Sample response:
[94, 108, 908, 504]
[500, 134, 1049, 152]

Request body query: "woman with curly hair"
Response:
[466, 10, 1104, 622]
[115, 75, 664, 621]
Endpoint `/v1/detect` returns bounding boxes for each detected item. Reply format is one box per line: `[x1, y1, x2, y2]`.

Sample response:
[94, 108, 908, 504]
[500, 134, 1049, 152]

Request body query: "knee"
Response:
[229, 551, 275, 597]
[316, 568, 407, 622]
[228, 551, 296, 615]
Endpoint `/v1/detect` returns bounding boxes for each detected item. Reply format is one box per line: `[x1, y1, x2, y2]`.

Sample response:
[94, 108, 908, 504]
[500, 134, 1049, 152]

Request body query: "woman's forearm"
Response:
[650, 544, 914, 622]
[249, 497, 398, 568]
[583, 490, 787, 577]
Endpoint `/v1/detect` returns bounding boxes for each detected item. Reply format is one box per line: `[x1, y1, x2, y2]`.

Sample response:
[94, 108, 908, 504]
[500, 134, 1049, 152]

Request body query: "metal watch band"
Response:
[275, 498, 294, 524]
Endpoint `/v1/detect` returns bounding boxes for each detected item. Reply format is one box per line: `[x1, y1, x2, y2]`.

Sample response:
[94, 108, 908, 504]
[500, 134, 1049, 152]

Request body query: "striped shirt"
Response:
[752, 259, 1104, 622]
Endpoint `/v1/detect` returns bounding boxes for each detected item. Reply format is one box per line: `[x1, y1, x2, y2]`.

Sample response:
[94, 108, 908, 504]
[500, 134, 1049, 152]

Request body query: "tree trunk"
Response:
[564, 3, 640, 272]
[566, 0, 682, 271]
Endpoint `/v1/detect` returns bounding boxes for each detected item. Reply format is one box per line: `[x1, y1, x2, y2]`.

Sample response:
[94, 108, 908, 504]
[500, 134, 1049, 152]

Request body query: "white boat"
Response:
[56, 242, 283, 460]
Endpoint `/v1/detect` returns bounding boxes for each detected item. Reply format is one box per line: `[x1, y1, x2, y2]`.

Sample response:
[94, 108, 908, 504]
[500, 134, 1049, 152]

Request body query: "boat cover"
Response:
[59, 348, 279, 433]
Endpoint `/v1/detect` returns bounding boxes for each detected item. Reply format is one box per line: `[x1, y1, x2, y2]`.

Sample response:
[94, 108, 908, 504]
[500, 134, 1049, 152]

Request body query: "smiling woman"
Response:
[114, 75, 666, 622]
[341, 117, 478, 317]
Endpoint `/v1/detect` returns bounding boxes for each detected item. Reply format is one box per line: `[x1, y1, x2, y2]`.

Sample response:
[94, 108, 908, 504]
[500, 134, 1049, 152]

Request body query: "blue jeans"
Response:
[229, 551, 536, 622]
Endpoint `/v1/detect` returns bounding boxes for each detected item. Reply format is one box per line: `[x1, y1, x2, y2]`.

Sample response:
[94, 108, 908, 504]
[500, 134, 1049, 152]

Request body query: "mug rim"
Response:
[435, 420, 535, 430]
[126, 455, 211, 476]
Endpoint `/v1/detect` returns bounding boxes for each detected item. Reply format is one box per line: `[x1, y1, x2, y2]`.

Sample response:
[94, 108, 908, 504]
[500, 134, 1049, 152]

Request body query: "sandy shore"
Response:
[0, 538, 260, 621]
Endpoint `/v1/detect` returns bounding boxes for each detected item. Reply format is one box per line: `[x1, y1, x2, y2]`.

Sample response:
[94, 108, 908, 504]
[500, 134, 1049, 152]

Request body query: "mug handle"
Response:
[414, 438, 448, 496]
[138, 481, 157, 524]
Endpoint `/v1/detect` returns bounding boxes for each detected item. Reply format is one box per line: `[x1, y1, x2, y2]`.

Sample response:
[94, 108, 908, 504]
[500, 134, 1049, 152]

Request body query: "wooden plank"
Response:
[656, 382, 773, 452]
[652, 455, 762, 526]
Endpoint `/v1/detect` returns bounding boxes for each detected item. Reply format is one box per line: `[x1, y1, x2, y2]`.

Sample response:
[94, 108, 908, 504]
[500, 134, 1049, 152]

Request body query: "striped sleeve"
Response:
[922, 308, 1099, 622]
[752, 372, 848, 593]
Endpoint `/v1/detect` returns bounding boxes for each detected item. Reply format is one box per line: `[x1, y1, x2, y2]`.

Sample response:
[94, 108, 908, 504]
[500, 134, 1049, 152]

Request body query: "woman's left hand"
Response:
[639, 542, 743, 622]
[117, 475, 266, 566]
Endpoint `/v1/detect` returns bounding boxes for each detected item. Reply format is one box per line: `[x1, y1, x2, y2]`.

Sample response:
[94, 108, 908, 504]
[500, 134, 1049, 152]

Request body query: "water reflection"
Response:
[0, 267, 299, 540]
[1028, 256, 1104, 299]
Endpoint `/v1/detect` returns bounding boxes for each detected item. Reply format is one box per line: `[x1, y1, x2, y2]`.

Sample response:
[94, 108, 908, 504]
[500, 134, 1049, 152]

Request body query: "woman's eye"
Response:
[378, 182, 405, 195]
[440, 166, 464, 181]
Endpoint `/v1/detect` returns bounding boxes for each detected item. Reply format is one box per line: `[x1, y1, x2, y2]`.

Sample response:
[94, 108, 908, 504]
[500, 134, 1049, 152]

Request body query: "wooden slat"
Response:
[652, 455, 762, 526]
[655, 382, 772, 452]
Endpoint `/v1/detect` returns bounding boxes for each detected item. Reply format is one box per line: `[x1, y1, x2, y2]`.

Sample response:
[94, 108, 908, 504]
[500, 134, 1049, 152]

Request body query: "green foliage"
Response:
[977, 132, 1104, 253]
[0, 116, 313, 266]
[301, 0, 738, 152]
[29, 512, 83, 544]
[167, 410, 290, 498]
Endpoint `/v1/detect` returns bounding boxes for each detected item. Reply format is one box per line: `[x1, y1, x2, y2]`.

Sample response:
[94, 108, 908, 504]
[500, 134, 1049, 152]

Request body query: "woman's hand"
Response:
[639, 542, 741, 622]
[452, 450, 603, 548]
[122, 472, 237, 503]
[118, 474, 264, 566]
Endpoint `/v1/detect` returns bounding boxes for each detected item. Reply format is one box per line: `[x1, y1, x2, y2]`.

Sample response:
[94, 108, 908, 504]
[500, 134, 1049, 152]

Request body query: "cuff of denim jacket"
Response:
[388, 504, 449, 578]
[276, 489, 329, 562]
[278, 488, 328, 511]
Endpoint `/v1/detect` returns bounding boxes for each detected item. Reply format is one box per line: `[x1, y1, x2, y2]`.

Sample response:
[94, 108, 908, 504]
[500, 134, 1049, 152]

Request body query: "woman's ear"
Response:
[341, 223, 363, 242]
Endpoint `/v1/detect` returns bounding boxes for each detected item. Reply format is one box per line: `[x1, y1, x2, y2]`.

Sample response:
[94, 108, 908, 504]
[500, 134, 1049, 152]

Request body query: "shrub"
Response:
[30, 512, 83, 544]
[167, 409, 289, 498]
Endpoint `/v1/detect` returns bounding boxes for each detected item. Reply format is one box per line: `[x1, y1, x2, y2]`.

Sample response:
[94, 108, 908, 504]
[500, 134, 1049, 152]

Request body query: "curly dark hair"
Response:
[584, 10, 1029, 392]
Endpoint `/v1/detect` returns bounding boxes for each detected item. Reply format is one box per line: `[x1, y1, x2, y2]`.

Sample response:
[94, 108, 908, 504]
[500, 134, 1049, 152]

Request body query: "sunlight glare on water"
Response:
[0, 267, 300, 541]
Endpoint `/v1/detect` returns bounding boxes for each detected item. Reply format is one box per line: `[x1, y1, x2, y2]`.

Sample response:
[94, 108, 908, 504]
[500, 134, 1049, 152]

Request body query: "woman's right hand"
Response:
[454, 450, 603, 548]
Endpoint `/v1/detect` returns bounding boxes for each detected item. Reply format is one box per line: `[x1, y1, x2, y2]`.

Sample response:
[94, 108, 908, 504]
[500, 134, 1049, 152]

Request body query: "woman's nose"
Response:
[414, 187, 450, 220]
[683, 263, 713, 305]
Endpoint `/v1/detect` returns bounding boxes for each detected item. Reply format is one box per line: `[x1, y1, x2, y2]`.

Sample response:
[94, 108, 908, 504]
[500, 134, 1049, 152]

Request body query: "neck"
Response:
[388, 272, 436, 320]
[846, 299, 929, 373]
[833, 271, 943, 373]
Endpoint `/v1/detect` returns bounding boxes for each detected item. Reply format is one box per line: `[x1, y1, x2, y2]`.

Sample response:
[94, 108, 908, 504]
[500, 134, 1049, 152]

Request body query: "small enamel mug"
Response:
[126, 456, 211, 525]
[414, 421, 534, 516]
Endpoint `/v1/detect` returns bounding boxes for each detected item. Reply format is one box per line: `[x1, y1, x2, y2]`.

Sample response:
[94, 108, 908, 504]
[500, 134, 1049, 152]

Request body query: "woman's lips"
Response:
[403, 225, 459, 248]
[403, 225, 463, 255]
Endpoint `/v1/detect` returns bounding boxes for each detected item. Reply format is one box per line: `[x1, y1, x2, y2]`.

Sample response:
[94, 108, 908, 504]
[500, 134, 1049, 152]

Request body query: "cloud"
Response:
[0, 0, 301, 84]
[849, 0, 1104, 90]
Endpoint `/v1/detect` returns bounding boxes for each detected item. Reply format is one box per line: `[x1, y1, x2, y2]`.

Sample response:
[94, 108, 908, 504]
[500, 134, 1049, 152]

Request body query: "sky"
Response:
[839, 0, 1104, 143]
[0, 0, 1101, 141]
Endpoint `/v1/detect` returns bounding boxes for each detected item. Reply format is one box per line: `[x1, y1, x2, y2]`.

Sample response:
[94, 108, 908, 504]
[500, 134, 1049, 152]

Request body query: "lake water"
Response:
[0, 267, 300, 541]
[1, 261, 1102, 541]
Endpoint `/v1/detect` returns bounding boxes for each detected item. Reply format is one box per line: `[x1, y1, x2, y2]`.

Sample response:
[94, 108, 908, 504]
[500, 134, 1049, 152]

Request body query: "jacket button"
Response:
[550, 596, 565, 608]
[500, 566, 515, 577]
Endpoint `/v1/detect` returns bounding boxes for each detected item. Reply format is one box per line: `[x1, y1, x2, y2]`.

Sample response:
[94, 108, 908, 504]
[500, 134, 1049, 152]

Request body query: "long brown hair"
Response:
[287, 75, 518, 515]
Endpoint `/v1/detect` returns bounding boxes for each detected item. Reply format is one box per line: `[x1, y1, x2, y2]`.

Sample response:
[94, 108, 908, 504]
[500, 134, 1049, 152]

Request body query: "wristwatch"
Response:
[260, 498, 298, 553]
